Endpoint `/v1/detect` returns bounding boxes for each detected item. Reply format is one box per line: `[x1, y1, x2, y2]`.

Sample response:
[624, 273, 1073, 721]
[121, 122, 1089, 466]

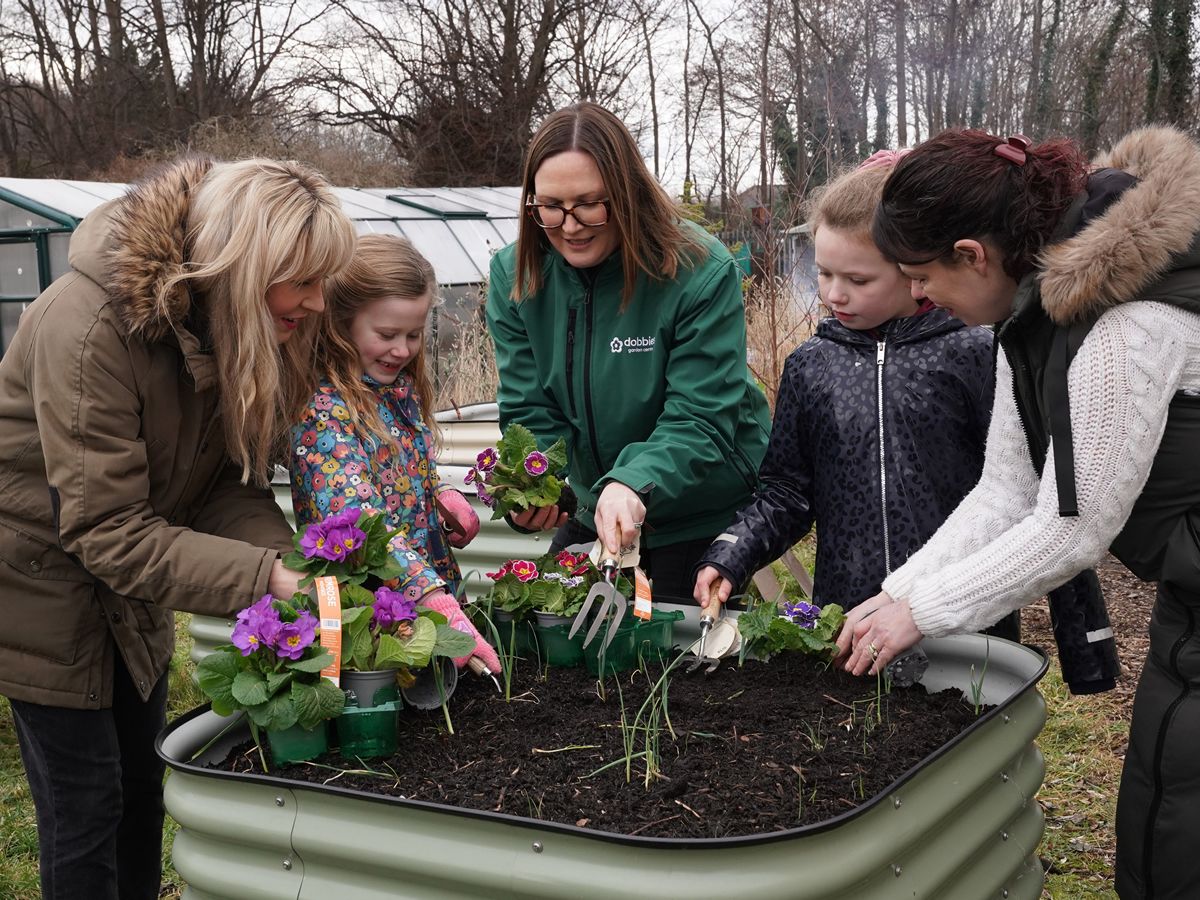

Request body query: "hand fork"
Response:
[685, 584, 726, 673]
[567, 554, 621, 646]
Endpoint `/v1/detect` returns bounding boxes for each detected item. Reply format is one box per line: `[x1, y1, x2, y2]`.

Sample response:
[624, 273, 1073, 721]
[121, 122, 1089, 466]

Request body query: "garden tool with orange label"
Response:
[568, 536, 640, 652]
[684, 584, 741, 674]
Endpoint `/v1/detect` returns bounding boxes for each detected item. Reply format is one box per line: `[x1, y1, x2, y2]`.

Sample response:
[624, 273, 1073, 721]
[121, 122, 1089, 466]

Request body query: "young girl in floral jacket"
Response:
[290, 234, 500, 672]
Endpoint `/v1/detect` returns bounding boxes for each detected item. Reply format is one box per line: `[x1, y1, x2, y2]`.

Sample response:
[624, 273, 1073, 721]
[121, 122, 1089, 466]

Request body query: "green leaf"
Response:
[231, 670, 272, 707]
[250, 693, 298, 731]
[499, 423, 538, 467]
[375, 616, 437, 668]
[265, 670, 294, 697]
[290, 681, 323, 730]
[544, 437, 568, 473]
[282, 549, 311, 571]
[432, 623, 476, 659]
[341, 604, 372, 626]
[314, 678, 348, 721]
[341, 584, 375, 609]
[196, 651, 239, 714]
[287, 648, 333, 673]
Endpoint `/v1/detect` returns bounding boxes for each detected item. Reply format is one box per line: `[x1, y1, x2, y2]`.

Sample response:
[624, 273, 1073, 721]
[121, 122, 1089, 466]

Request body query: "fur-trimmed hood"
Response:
[1040, 127, 1200, 324]
[68, 156, 214, 342]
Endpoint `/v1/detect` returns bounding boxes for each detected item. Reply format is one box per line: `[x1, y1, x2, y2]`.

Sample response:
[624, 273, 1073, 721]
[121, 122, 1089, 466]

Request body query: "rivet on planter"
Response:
[282, 858, 292, 871]
[275, 797, 285, 807]
[1001, 772, 1010, 782]
[1000, 831, 1009, 841]
[1003, 714, 1011, 723]
[892, 864, 902, 877]
[894, 797, 902, 809]
[532, 841, 544, 853]
[1002, 891, 1010, 898]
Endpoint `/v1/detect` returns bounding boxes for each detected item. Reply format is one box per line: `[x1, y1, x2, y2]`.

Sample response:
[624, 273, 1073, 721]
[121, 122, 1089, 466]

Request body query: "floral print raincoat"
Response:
[289, 373, 460, 597]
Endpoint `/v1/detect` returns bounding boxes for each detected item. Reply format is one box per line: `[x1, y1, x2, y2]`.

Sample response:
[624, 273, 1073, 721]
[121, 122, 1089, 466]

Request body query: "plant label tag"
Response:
[633, 566, 653, 620]
[315, 575, 342, 687]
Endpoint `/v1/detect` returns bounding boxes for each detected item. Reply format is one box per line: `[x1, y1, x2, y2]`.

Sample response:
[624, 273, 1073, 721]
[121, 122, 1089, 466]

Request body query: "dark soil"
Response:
[213, 652, 985, 839]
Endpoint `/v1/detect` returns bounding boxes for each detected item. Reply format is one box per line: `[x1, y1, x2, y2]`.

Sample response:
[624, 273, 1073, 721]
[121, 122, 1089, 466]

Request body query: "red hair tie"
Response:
[995, 134, 1032, 166]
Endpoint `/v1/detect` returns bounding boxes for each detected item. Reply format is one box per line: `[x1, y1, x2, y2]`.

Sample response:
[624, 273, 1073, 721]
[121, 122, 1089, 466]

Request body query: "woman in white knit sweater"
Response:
[835, 127, 1200, 899]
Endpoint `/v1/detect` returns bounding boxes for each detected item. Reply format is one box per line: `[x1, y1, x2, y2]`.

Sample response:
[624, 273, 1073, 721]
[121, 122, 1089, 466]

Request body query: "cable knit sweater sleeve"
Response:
[883, 302, 1200, 637]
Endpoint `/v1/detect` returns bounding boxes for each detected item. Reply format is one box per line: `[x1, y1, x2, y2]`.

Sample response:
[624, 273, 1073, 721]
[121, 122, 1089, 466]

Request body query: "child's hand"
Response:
[435, 488, 480, 548]
[419, 591, 502, 673]
[693, 566, 732, 611]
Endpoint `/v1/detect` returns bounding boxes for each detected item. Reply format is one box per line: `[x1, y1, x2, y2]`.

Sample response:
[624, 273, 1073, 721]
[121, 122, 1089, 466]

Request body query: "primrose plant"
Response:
[737, 599, 846, 664]
[466, 423, 570, 519]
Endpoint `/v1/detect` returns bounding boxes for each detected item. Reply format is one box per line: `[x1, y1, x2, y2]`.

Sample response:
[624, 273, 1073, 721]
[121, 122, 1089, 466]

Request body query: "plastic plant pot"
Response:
[533, 611, 573, 628]
[337, 700, 401, 760]
[265, 720, 328, 766]
[583, 617, 638, 676]
[533, 622, 586, 668]
[493, 611, 536, 657]
[341, 669, 400, 708]
[633, 609, 686, 661]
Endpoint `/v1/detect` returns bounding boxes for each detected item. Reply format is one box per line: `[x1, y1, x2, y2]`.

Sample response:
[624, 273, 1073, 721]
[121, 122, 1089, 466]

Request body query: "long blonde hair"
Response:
[317, 234, 440, 451]
[514, 102, 704, 307]
[165, 158, 356, 484]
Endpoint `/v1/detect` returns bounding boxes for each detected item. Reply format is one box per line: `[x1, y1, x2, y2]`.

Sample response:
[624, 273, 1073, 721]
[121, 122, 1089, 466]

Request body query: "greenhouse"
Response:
[0, 178, 522, 355]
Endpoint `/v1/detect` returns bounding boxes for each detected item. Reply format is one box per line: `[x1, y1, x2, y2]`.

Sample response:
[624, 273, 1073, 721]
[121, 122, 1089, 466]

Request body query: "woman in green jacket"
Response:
[486, 102, 770, 604]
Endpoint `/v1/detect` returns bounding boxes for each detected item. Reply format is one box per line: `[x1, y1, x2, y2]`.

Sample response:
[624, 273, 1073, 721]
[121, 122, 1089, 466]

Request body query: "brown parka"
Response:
[0, 158, 295, 709]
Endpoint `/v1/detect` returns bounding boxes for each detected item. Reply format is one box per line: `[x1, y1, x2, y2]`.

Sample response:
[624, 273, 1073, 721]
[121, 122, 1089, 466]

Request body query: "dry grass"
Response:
[743, 273, 818, 413]
[433, 298, 500, 414]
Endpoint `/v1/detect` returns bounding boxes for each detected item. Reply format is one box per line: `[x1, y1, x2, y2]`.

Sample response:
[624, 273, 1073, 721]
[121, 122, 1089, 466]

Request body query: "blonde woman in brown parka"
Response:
[0, 157, 356, 900]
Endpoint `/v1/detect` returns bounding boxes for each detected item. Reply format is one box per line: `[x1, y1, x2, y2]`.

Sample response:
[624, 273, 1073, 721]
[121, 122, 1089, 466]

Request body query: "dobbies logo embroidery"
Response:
[609, 335, 656, 354]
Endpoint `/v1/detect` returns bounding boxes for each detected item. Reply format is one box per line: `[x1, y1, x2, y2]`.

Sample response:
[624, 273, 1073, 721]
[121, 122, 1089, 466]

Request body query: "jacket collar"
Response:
[72, 157, 217, 388]
[816, 306, 965, 346]
[1039, 127, 1200, 324]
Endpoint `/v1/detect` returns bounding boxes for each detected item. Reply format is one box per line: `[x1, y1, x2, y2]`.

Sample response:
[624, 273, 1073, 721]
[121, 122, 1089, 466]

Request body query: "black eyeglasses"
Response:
[525, 199, 610, 229]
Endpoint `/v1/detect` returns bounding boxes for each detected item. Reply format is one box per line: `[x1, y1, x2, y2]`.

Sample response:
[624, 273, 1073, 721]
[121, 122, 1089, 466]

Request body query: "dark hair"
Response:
[514, 102, 703, 306]
[872, 129, 1088, 280]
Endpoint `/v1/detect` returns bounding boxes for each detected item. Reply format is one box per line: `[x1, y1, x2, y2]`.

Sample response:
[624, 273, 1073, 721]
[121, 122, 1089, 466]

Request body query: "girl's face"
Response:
[898, 239, 1018, 326]
[814, 226, 918, 331]
[349, 292, 432, 384]
[266, 279, 325, 343]
[531, 150, 620, 269]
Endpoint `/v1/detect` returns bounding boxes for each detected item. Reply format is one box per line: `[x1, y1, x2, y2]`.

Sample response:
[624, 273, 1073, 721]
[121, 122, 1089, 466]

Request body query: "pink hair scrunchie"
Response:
[857, 148, 912, 171]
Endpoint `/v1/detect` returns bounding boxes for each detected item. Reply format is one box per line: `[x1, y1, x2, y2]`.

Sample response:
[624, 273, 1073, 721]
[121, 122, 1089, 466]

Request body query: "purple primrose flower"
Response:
[783, 601, 821, 629]
[274, 610, 318, 660]
[476, 447, 499, 473]
[372, 586, 418, 628]
[476, 481, 496, 508]
[523, 451, 549, 477]
[231, 594, 282, 656]
[300, 509, 367, 562]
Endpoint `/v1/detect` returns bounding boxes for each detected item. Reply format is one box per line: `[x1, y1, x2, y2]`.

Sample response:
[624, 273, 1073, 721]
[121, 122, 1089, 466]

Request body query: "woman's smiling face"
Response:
[531, 150, 621, 269]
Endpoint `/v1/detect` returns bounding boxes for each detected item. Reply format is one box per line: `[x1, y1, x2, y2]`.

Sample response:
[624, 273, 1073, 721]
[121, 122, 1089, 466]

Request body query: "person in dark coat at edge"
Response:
[836, 127, 1200, 900]
[0, 157, 357, 900]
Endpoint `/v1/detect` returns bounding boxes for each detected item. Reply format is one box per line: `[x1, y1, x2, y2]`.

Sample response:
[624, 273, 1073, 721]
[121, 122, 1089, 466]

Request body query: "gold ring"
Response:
[868, 642, 880, 660]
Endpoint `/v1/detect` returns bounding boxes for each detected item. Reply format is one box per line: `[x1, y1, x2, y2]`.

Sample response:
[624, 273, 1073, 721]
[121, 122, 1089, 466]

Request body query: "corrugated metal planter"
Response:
[189, 403, 543, 667]
[159, 634, 1048, 899]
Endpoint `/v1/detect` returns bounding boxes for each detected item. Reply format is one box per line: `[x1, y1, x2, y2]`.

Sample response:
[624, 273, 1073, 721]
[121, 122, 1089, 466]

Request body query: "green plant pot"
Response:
[493, 611, 535, 657]
[534, 621, 585, 667]
[342, 669, 400, 708]
[583, 617, 638, 676]
[337, 700, 401, 760]
[265, 720, 328, 766]
[633, 609, 686, 661]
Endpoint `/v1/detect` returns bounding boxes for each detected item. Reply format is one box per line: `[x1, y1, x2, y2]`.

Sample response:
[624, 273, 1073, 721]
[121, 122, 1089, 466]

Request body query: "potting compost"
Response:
[209, 651, 984, 838]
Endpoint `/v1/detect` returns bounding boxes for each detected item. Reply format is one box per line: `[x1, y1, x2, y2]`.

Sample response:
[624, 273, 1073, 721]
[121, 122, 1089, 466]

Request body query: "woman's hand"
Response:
[693, 566, 732, 612]
[593, 482, 646, 556]
[834, 591, 924, 676]
[267, 559, 305, 599]
[510, 503, 568, 532]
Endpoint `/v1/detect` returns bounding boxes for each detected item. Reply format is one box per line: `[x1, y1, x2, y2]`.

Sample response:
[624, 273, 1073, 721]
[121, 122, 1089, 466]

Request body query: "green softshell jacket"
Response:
[486, 228, 771, 548]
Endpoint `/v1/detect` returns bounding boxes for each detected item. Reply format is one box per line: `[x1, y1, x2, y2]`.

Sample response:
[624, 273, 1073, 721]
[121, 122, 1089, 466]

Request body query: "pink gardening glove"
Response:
[435, 489, 480, 549]
[420, 591, 502, 673]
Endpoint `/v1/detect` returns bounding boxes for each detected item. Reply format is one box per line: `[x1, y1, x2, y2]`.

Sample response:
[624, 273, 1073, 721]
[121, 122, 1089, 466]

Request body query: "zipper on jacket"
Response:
[876, 340, 892, 574]
[581, 278, 606, 472]
[565, 308, 578, 418]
